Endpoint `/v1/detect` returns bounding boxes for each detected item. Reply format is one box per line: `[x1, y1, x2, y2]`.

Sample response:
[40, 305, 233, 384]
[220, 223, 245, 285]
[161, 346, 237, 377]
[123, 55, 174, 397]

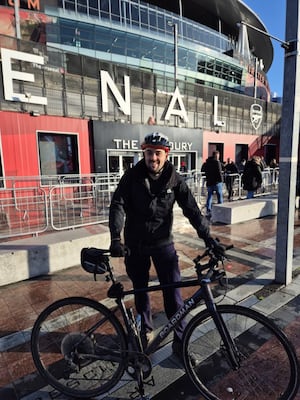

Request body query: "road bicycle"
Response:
[31, 242, 300, 400]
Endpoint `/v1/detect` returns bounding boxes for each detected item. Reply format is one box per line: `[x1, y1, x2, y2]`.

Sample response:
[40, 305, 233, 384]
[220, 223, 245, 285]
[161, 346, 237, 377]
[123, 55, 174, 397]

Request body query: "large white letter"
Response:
[100, 70, 131, 115]
[164, 87, 188, 122]
[1, 48, 47, 105]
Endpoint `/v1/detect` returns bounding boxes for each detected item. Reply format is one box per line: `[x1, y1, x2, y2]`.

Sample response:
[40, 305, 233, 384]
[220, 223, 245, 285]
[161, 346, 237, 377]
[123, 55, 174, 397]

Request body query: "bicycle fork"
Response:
[202, 280, 241, 370]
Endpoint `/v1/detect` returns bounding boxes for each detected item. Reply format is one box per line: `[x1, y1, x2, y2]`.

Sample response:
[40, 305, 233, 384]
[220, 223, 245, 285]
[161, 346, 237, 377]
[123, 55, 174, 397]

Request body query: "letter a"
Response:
[164, 87, 188, 123]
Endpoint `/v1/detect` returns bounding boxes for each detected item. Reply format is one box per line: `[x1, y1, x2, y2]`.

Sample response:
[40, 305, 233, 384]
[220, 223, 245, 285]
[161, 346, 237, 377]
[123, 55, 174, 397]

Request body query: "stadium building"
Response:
[0, 0, 281, 179]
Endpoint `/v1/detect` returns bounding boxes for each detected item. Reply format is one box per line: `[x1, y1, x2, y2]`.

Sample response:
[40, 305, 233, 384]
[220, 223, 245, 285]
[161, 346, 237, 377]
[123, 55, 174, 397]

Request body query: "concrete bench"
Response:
[0, 226, 110, 287]
[211, 196, 278, 224]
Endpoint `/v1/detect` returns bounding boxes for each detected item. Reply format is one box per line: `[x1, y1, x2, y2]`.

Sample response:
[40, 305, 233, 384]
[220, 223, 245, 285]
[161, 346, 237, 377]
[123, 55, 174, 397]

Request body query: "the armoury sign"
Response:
[250, 104, 263, 130]
[112, 139, 193, 151]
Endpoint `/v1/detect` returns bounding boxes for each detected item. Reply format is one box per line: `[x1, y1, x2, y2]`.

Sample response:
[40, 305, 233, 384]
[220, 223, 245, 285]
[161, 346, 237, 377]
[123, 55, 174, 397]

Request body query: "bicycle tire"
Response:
[31, 296, 127, 399]
[182, 304, 299, 400]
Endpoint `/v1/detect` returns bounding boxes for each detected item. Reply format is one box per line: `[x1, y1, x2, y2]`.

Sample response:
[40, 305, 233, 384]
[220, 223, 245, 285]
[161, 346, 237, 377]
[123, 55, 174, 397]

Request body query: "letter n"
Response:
[100, 70, 131, 115]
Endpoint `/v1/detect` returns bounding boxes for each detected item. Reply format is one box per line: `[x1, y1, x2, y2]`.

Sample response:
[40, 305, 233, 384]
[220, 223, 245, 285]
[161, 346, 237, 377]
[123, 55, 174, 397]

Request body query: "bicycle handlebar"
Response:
[81, 239, 233, 285]
[193, 241, 234, 281]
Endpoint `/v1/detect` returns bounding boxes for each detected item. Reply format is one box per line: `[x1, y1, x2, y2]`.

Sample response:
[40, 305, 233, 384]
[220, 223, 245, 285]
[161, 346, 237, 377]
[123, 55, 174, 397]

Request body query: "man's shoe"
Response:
[206, 211, 212, 220]
[172, 341, 199, 367]
[141, 331, 154, 350]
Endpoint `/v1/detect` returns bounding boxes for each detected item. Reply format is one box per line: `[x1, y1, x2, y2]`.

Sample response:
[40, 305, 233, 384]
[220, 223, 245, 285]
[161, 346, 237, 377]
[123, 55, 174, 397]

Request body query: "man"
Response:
[224, 157, 238, 201]
[109, 132, 221, 361]
[201, 150, 223, 216]
[242, 155, 262, 199]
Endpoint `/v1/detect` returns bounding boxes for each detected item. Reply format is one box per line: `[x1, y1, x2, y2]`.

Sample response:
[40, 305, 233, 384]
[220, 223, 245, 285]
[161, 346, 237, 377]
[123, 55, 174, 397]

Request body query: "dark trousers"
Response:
[225, 176, 235, 199]
[125, 243, 186, 342]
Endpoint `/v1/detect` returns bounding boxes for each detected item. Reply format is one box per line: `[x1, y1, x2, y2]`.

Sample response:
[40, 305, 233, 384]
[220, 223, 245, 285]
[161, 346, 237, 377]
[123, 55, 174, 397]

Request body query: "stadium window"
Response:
[157, 13, 164, 33]
[131, 4, 140, 27]
[187, 51, 196, 71]
[153, 41, 165, 63]
[178, 47, 188, 69]
[111, 0, 121, 22]
[89, 0, 99, 16]
[165, 43, 174, 66]
[60, 20, 76, 46]
[77, 0, 87, 14]
[112, 32, 126, 55]
[100, 0, 109, 19]
[149, 10, 157, 32]
[140, 7, 148, 28]
[197, 56, 206, 73]
[95, 27, 112, 52]
[126, 33, 140, 58]
[64, 0, 75, 11]
[140, 37, 154, 60]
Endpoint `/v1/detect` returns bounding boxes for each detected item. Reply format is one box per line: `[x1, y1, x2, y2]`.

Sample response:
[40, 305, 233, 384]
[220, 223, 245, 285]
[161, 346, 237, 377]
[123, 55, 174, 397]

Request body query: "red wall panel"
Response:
[0, 111, 92, 179]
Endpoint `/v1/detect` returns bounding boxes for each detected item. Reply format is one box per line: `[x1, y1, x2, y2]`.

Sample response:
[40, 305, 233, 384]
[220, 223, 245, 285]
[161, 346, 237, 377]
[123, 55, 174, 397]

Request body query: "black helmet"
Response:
[141, 132, 171, 151]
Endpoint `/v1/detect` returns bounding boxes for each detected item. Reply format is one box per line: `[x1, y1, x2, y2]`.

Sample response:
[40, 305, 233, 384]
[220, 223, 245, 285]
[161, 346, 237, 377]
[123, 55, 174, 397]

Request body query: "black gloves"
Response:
[205, 237, 226, 259]
[109, 239, 126, 257]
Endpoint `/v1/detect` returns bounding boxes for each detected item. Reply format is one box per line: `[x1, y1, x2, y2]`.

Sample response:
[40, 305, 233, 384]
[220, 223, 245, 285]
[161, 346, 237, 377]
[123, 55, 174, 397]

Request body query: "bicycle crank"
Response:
[126, 352, 152, 379]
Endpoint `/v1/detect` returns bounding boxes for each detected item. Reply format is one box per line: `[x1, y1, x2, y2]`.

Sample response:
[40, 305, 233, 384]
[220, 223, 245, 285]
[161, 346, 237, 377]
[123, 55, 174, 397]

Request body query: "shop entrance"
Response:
[169, 152, 197, 172]
[108, 151, 141, 174]
[169, 154, 187, 172]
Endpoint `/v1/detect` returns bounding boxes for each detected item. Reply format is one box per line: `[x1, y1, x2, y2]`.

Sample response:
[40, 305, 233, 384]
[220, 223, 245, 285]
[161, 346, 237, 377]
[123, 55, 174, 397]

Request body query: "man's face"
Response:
[143, 148, 168, 174]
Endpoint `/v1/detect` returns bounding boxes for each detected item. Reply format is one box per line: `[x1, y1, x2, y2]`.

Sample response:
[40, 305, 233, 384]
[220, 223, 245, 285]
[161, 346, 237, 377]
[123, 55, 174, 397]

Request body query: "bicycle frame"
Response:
[108, 269, 239, 370]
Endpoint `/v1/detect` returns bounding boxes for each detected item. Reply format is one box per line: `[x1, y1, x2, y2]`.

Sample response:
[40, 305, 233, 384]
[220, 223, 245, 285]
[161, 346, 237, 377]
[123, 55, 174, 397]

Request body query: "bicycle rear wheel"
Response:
[183, 304, 299, 400]
[31, 296, 127, 399]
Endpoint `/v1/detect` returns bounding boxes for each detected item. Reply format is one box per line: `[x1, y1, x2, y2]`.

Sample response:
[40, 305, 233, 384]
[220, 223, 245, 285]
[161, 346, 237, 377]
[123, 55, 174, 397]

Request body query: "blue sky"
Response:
[243, 0, 286, 97]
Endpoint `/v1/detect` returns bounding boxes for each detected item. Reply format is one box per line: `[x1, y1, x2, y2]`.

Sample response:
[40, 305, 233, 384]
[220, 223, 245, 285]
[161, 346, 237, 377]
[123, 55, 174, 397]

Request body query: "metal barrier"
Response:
[0, 169, 279, 240]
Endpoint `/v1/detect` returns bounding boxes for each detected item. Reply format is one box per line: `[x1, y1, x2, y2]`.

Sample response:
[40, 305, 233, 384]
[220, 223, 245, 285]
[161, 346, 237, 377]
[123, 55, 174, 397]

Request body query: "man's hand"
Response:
[205, 237, 226, 259]
[109, 239, 126, 257]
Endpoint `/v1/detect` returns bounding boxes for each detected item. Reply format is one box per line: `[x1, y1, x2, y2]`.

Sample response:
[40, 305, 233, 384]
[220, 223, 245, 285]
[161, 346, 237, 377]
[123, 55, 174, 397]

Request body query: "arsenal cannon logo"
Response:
[250, 104, 263, 130]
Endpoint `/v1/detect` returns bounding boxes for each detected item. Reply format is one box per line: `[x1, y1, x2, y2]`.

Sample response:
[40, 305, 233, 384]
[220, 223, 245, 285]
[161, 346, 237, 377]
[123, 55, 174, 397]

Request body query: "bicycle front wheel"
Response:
[183, 304, 299, 400]
[31, 296, 127, 399]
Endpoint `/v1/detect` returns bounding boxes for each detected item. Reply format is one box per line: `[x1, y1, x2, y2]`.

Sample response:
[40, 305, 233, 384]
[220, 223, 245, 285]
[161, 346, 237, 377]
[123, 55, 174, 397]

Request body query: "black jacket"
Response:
[201, 156, 223, 186]
[109, 159, 209, 248]
[242, 159, 262, 191]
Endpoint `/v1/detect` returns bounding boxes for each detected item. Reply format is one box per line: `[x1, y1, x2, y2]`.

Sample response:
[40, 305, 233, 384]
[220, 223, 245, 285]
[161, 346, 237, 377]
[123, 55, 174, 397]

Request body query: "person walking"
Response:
[224, 157, 238, 201]
[238, 158, 247, 173]
[242, 155, 263, 199]
[201, 150, 224, 217]
[108, 132, 223, 361]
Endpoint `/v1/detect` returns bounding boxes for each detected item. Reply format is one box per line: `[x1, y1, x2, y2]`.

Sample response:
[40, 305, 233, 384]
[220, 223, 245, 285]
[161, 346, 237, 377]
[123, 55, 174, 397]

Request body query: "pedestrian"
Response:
[108, 132, 223, 362]
[179, 160, 187, 173]
[201, 150, 223, 217]
[241, 155, 262, 199]
[260, 156, 267, 171]
[224, 157, 238, 201]
[269, 158, 278, 169]
[238, 158, 247, 173]
[269, 158, 279, 185]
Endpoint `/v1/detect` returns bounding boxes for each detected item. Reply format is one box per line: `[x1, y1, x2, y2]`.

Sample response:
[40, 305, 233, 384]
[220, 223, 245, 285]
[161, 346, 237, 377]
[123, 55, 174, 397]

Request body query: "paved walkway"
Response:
[1, 209, 300, 399]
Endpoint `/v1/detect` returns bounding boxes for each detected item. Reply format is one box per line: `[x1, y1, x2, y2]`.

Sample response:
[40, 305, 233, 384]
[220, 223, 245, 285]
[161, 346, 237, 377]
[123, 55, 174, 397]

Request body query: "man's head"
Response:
[212, 151, 220, 159]
[141, 132, 170, 175]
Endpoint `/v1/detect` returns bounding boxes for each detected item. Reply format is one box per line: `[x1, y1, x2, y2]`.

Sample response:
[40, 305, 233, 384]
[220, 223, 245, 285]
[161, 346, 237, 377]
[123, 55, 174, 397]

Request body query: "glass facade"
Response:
[47, 0, 244, 91]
